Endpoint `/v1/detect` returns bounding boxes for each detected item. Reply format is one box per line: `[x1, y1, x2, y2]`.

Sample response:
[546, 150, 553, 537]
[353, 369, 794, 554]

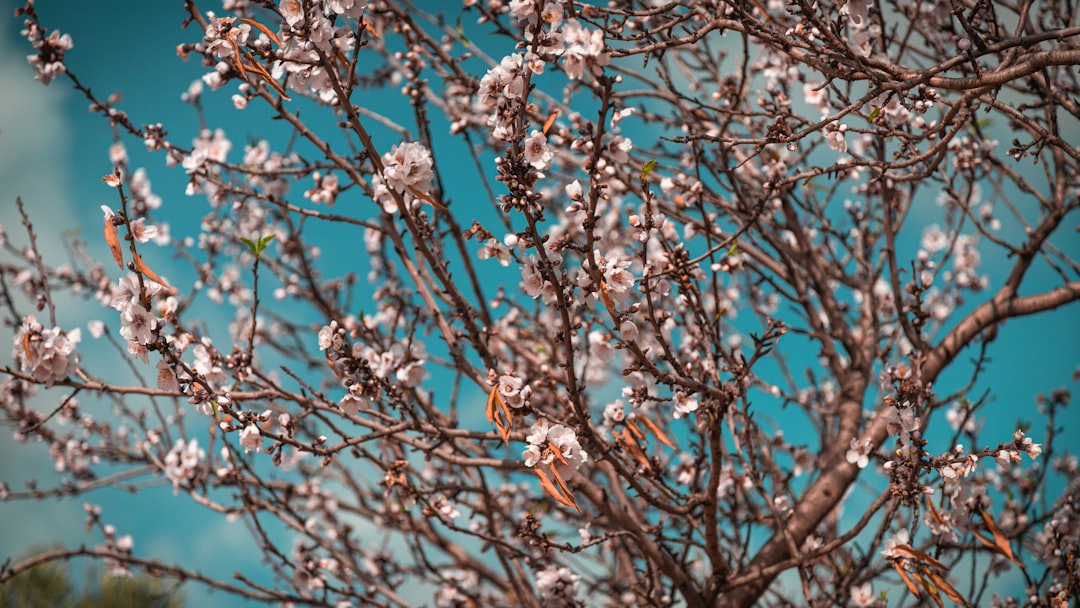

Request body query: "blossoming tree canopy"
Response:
[3, 0, 1079, 607]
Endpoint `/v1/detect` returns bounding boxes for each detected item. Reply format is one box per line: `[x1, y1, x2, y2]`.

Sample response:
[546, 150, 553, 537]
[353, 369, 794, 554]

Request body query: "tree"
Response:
[0, 549, 183, 608]
[2, 0, 1078, 606]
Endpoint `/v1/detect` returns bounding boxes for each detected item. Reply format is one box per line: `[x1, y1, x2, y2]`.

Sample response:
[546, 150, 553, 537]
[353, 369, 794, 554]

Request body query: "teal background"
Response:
[1, 1, 1077, 606]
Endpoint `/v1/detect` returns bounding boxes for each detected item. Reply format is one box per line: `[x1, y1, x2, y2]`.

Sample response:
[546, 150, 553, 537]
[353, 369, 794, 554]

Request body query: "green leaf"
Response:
[456, 16, 469, 47]
[242, 234, 277, 258]
[868, 106, 881, 123]
[641, 157, 657, 179]
[727, 241, 739, 256]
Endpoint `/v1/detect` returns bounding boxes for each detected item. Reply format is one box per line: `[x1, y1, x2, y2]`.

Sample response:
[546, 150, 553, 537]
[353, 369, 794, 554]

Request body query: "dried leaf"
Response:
[980, 508, 1023, 566]
[547, 441, 569, 466]
[922, 575, 944, 608]
[925, 495, 949, 528]
[241, 56, 291, 100]
[927, 571, 968, 607]
[625, 418, 646, 441]
[598, 279, 616, 312]
[406, 186, 448, 211]
[360, 17, 380, 39]
[21, 332, 35, 364]
[617, 428, 653, 472]
[104, 217, 124, 268]
[894, 563, 921, 597]
[542, 110, 559, 135]
[547, 466, 580, 511]
[229, 39, 247, 79]
[535, 467, 579, 511]
[638, 415, 677, 449]
[239, 18, 281, 47]
[132, 251, 171, 289]
[325, 351, 342, 377]
[894, 544, 948, 571]
[486, 387, 512, 445]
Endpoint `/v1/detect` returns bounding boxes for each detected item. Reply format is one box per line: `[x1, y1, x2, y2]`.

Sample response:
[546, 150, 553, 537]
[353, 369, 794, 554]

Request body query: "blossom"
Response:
[478, 238, 511, 266]
[522, 420, 587, 474]
[672, 391, 699, 419]
[520, 257, 547, 299]
[238, 424, 262, 453]
[279, 0, 306, 27]
[535, 566, 580, 606]
[601, 251, 635, 295]
[523, 130, 554, 169]
[128, 218, 160, 244]
[850, 582, 875, 607]
[881, 528, 910, 560]
[565, 179, 583, 201]
[561, 19, 610, 80]
[24, 26, 73, 85]
[381, 142, 434, 193]
[304, 172, 340, 206]
[119, 303, 159, 345]
[1014, 429, 1043, 459]
[164, 438, 205, 493]
[430, 494, 461, 520]
[12, 316, 81, 387]
[508, 0, 536, 23]
[157, 359, 180, 392]
[110, 274, 163, 311]
[824, 122, 848, 152]
[846, 438, 872, 469]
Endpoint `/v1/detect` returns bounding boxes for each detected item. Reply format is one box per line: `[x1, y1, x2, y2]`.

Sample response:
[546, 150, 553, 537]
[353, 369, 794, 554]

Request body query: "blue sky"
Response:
[2, 1, 1078, 606]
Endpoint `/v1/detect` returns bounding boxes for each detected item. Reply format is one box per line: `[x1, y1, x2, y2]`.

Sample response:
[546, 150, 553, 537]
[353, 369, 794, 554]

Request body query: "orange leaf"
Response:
[894, 544, 948, 571]
[21, 332, 35, 364]
[406, 186, 448, 211]
[894, 562, 921, 597]
[104, 217, 124, 268]
[542, 110, 559, 135]
[241, 56, 291, 100]
[638, 415, 677, 449]
[486, 387, 512, 445]
[132, 251, 171, 289]
[325, 350, 342, 377]
[239, 18, 282, 47]
[547, 441, 569, 466]
[547, 466, 580, 511]
[360, 17, 380, 39]
[535, 467, 580, 511]
[625, 418, 646, 441]
[617, 428, 653, 472]
[229, 39, 247, 79]
[923, 578, 944, 608]
[980, 508, 1022, 566]
[927, 571, 969, 607]
[598, 279, 616, 312]
[485, 387, 497, 424]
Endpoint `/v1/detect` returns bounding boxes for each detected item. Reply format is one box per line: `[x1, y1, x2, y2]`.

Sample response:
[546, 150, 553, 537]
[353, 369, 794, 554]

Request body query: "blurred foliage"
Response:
[0, 552, 183, 608]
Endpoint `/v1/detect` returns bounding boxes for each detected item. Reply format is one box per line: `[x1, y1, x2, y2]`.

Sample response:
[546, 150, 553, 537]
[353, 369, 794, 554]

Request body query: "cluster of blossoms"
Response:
[522, 419, 587, 474]
[4, 0, 1075, 605]
[163, 438, 205, 493]
[497, 373, 533, 410]
[21, 20, 72, 85]
[12, 315, 81, 387]
[373, 141, 435, 213]
[107, 273, 171, 365]
[534, 566, 581, 607]
[477, 9, 609, 142]
[174, 128, 233, 197]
